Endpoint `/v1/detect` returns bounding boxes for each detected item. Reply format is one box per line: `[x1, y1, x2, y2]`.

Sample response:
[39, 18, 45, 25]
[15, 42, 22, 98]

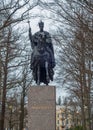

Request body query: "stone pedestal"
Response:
[28, 86, 56, 130]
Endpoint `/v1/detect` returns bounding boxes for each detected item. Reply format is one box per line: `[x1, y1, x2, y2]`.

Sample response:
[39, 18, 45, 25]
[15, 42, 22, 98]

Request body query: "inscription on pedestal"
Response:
[28, 86, 56, 130]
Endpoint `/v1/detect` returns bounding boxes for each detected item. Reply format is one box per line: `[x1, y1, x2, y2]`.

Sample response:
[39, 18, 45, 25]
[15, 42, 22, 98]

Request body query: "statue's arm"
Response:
[28, 21, 34, 49]
[29, 27, 32, 42]
[49, 41, 54, 55]
[46, 33, 55, 67]
[46, 33, 54, 55]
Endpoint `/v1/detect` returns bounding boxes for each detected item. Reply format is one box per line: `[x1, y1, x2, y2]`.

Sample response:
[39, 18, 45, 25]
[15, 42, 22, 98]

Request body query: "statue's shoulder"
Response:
[44, 31, 51, 39]
[33, 31, 50, 37]
[43, 31, 50, 35]
[32, 32, 40, 40]
[33, 31, 40, 36]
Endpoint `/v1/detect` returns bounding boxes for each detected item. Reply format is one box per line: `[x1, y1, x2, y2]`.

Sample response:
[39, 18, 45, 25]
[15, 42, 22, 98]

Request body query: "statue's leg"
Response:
[37, 65, 40, 85]
[45, 61, 49, 85]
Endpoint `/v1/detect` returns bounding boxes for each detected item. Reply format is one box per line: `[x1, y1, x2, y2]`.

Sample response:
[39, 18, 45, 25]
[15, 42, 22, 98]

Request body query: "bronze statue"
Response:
[28, 21, 55, 85]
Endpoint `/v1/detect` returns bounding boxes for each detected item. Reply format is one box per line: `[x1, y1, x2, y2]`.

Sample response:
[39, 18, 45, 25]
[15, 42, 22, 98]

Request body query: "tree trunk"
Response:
[0, 64, 7, 130]
[19, 80, 26, 130]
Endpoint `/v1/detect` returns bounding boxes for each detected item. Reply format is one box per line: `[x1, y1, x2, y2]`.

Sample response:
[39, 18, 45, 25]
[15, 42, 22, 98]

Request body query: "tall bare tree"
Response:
[0, 1, 38, 129]
[38, 1, 93, 130]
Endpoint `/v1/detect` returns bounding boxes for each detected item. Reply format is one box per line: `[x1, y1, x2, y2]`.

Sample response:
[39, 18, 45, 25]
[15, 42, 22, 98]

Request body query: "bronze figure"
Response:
[28, 21, 55, 85]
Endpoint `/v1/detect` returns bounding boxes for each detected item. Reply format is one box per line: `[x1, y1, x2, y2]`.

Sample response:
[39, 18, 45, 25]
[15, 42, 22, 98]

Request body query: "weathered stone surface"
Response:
[28, 86, 56, 130]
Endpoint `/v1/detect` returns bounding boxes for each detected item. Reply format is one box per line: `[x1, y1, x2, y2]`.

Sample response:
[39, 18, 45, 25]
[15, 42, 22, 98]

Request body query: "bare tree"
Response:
[19, 63, 33, 130]
[0, 0, 39, 129]
[37, 1, 93, 130]
[0, 0, 38, 30]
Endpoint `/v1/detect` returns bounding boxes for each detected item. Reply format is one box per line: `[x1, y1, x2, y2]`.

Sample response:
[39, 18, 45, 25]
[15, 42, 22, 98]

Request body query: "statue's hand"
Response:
[28, 20, 30, 24]
[51, 61, 56, 68]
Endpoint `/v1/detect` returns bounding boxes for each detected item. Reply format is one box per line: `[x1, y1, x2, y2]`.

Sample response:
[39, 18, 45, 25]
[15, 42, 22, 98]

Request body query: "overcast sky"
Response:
[22, 4, 67, 100]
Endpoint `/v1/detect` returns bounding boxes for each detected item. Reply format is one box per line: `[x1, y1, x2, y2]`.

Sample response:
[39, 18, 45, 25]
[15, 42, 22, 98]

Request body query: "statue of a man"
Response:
[28, 21, 55, 84]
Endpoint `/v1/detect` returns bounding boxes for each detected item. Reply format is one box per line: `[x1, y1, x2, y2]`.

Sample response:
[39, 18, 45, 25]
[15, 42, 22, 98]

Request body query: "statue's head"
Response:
[38, 20, 44, 31]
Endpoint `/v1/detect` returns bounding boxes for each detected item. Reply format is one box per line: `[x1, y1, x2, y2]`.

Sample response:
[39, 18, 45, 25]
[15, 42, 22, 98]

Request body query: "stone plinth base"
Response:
[28, 86, 56, 130]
